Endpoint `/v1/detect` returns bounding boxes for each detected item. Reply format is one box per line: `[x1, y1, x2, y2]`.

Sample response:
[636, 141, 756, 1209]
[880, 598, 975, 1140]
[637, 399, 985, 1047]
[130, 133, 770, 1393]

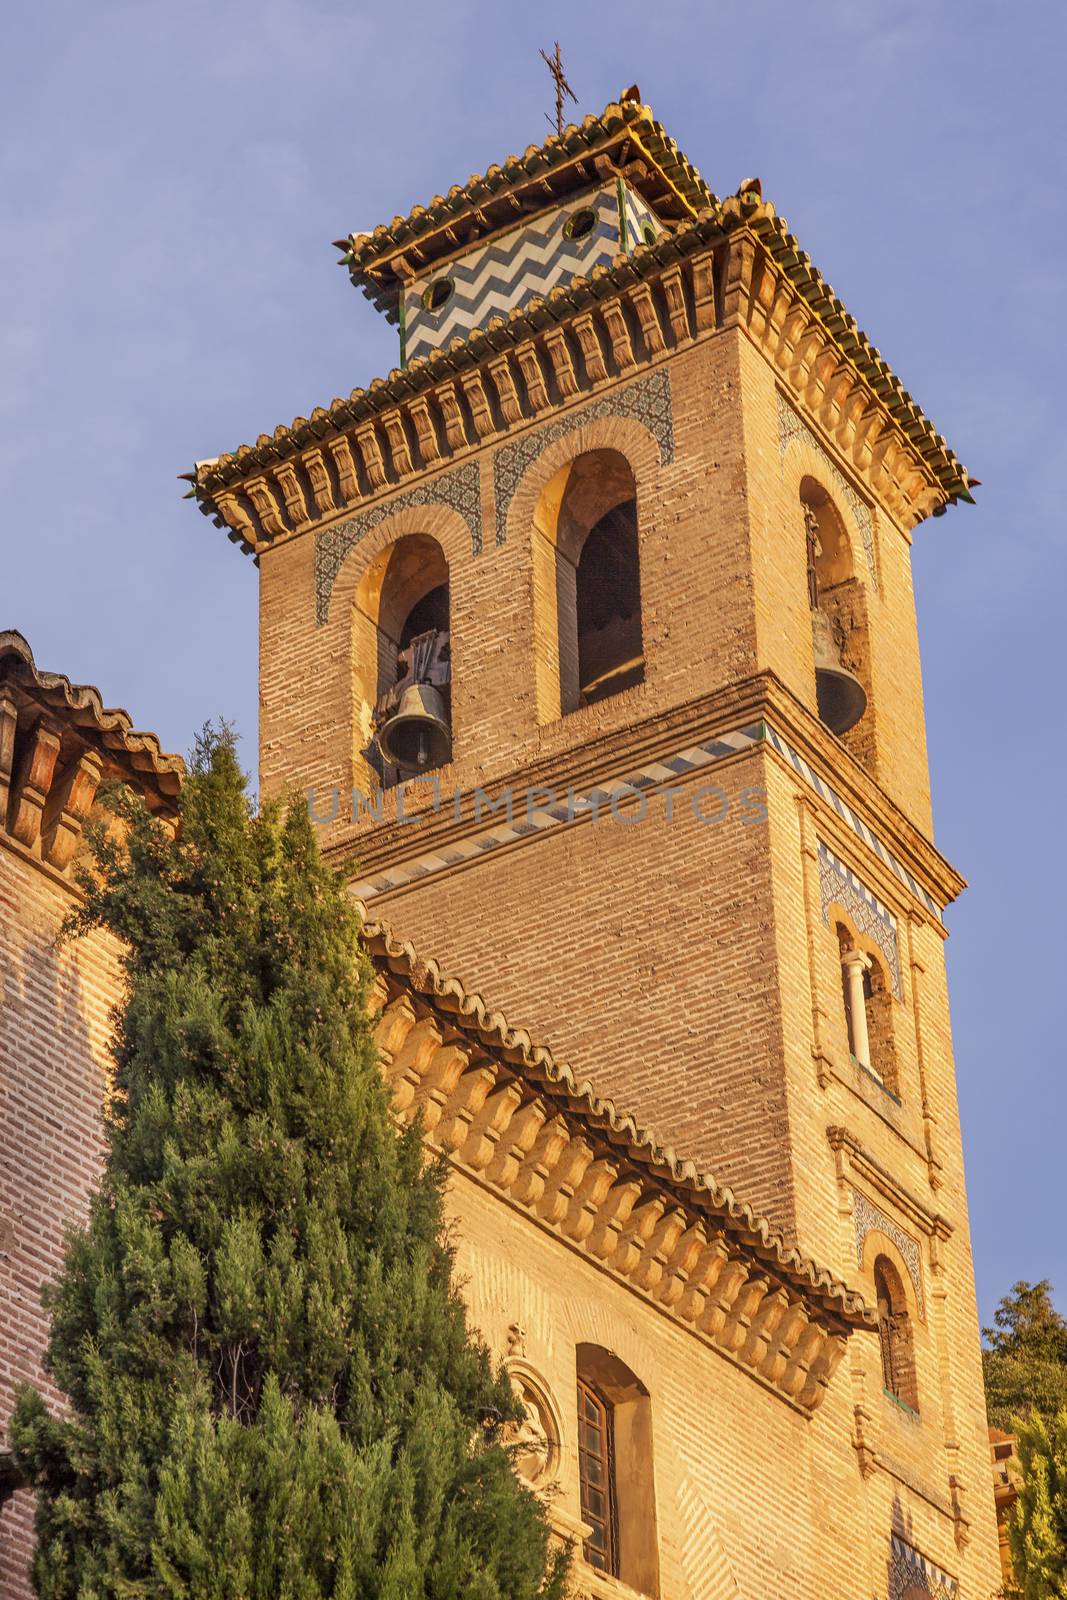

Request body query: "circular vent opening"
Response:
[422, 277, 454, 312]
[564, 207, 597, 242]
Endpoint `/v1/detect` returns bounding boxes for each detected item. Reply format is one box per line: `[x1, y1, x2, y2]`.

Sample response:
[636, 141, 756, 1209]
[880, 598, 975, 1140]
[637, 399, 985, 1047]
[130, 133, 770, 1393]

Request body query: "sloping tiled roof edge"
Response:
[192, 187, 972, 520]
[0, 630, 184, 796]
[337, 99, 714, 300]
[361, 912, 875, 1330]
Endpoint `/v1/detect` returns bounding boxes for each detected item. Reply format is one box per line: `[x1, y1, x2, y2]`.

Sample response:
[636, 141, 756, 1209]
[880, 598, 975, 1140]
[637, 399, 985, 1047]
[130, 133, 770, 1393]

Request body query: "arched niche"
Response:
[531, 449, 644, 721]
[352, 532, 450, 791]
[575, 1342, 660, 1596]
[800, 475, 877, 771]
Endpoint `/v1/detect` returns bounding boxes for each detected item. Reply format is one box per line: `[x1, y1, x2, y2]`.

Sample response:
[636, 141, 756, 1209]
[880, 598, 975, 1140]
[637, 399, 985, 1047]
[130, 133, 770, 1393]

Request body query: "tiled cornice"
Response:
[0, 631, 181, 871]
[365, 918, 874, 1413]
[189, 193, 972, 553]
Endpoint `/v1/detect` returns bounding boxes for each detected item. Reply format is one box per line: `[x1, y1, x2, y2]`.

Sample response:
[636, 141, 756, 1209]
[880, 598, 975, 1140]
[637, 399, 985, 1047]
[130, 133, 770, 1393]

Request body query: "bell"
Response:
[812, 610, 867, 735]
[376, 683, 452, 771]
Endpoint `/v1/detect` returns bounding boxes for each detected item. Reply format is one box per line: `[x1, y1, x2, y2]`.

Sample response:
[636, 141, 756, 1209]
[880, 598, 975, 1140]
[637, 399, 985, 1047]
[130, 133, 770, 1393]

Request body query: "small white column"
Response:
[841, 947, 873, 1070]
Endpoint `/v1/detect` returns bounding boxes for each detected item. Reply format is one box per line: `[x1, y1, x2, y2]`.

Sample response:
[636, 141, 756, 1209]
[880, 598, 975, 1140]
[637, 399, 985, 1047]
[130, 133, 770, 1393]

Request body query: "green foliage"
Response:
[984, 1282, 1067, 1432]
[12, 728, 567, 1600]
[1007, 1409, 1067, 1598]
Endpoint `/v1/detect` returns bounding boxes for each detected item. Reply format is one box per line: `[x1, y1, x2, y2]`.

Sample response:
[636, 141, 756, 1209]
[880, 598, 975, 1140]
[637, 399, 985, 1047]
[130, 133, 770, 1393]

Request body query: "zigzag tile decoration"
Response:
[852, 1188, 924, 1319]
[818, 840, 902, 998]
[493, 368, 675, 546]
[777, 391, 878, 591]
[763, 724, 942, 920]
[346, 722, 763, 901]
[889, 1533, 957, 1599]
[315, 461, 482, 624]
[403, 182, 660, 365]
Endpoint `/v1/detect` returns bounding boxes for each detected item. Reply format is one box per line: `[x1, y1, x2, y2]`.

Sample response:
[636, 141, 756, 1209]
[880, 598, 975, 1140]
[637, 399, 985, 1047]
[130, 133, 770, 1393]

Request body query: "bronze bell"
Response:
[376, 683, 452, 772]
[812, 609, 867, 735]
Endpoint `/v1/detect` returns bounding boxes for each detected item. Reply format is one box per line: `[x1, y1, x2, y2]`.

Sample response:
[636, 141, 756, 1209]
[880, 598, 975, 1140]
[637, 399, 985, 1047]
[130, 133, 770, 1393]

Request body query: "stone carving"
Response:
[819, 841, 903, 999]
[314, 460, 482, 623]
[501, 1357, 561, 1490]
[492, 367, 674, 546]
[777, 390, 878, 591]
[888, 1532, 958, 1599]
[852, 1188, 924, 1319]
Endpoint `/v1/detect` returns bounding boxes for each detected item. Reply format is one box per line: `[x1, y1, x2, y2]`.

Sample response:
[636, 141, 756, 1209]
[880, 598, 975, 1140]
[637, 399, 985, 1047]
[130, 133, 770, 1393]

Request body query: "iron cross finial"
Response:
[540, 42, 578, 138]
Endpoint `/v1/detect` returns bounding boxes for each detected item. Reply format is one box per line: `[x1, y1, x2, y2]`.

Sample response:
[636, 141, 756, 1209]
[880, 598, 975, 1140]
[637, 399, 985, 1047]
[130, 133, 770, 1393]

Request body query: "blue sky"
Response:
[4, 1, 1063, 1326]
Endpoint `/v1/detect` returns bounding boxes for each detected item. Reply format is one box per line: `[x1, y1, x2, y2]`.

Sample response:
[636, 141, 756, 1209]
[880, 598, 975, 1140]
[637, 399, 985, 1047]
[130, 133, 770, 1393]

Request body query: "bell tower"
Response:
[190, 91, 999, 1594]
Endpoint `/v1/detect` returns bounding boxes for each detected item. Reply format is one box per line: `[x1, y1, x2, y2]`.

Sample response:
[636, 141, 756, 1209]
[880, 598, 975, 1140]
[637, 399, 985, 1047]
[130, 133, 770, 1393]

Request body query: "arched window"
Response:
[575, 1345, 659, 1595]
[352, 533, 451, 789]
[837, 926, 898, 1096]
[874, 1255, 919, 1412]
[800, 478, 870, 747]
[531, 450, 644, 720]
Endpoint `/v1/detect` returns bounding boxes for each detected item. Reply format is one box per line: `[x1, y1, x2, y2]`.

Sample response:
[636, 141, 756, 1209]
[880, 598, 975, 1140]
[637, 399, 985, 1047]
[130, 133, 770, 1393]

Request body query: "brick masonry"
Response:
[1, 221, 1002, 1598]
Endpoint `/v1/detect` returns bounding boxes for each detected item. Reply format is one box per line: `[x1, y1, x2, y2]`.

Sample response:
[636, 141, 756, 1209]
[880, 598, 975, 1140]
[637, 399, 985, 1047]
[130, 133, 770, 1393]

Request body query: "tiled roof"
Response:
[0, 630, 183, 805]
[192, 182, 973, 518]
[362, 912, 876, 1331]
[335, 96, 714, 312]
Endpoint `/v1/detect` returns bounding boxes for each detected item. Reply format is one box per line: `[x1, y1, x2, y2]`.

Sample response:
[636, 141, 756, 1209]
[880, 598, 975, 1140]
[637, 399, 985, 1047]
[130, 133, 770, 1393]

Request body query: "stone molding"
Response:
[827, 1126, 953, 1245]
[365, 920, 873, 1416]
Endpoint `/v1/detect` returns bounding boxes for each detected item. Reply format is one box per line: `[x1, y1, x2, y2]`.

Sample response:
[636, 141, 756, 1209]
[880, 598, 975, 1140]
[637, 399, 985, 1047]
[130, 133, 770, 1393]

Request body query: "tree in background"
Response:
[12, 730, 566, 1599]
[984, 1281, 1067, 1431]
[1006, 1410, 1067, 1599]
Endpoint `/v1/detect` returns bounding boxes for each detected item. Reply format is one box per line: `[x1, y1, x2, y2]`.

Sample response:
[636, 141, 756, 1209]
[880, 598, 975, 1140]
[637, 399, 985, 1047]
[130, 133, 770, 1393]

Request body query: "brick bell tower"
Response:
[190, 90, 999, 1590]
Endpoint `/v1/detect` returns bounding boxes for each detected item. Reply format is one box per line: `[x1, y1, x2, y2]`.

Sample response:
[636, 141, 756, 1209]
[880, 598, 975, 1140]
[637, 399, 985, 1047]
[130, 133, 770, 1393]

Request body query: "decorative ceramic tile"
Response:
[763, 723, 942, 921]
[402, 181, 660, 365]
[819, 840, 902, 998]
[346, 720, 762, 901]
[888, 1532, 957, 1599]
[492, 367, 674, 545]
[853, 1188, 924, 1318]
[314, 460, 482, 625]
[777, 390, 878, 591]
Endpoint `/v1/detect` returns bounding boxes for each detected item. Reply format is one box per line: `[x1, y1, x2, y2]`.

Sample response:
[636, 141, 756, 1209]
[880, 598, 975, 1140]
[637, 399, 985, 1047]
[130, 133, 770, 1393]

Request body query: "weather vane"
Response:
[540, 42, 577, 137]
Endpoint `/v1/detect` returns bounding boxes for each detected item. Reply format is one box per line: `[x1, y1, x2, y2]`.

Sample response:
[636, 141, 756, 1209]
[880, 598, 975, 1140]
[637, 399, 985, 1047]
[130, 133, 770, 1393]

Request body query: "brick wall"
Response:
[0, 840, 123, 1598]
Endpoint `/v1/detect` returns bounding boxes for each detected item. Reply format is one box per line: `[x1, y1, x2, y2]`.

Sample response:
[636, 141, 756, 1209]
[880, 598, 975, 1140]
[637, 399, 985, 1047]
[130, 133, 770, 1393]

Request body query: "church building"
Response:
[1, 91, 1000, 1598]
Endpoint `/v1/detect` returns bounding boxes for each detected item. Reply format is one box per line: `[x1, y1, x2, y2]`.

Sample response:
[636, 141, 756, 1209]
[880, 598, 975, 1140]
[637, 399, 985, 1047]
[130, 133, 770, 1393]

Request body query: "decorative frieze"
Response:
[852, 1186, 924, 1318]
[314, 461, 483, 624]
[889, 1533, 958, 1600]
[492, 367, 675, 546]
[818, 840, 902, 998]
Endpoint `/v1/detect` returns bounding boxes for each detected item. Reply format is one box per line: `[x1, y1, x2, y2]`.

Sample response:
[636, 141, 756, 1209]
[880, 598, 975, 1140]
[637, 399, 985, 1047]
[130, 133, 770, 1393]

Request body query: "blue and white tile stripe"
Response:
[348, 720, 945, 924]
[403, 182, 648, 365]
[889, 1533, 958, 1599]
[349, 724, 762, 900]
[763, 725, 942, 921]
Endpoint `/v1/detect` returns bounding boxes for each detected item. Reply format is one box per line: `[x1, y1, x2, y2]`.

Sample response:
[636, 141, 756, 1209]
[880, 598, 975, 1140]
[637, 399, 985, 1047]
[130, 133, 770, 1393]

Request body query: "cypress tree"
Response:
[12, 729, 567, 1600]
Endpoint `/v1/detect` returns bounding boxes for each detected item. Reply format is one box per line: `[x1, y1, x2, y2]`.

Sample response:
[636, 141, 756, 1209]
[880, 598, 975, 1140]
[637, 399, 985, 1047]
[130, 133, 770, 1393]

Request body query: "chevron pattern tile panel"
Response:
[402, 181, 661, 365]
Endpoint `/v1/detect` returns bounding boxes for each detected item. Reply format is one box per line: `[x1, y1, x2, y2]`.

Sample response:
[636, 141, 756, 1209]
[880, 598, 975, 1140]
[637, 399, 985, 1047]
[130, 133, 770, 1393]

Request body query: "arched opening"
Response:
[836, 924, 899, 1095]
[801, 478, 872, 756]
[352, 534, 451, 788]
[874, 1255, 919, 1412]
[532, 450, 644, 720]
[575, 1344, 659, 1596]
